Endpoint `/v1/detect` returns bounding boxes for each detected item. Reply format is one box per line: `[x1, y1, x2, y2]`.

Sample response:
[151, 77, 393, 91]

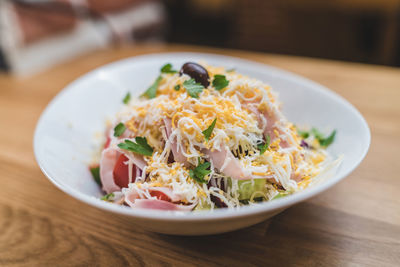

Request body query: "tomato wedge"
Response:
[113, 154, 134, 188]
[150, 191, 171, 202]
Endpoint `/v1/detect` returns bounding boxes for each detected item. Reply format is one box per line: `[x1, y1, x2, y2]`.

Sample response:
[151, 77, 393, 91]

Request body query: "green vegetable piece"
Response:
[212, 74, 229, 91]
[189, 160, 211, 184]
[202, 118, 217, 141]
[174, 84, 180, 91]
[319, 130, 336, 147]
[90, 166, 101, 186]
[113, 122, 126, 137]
[311, 128, 324, 140]
[257, 134, 271, 155]
[123, 92, 131, 104]
[237, 179, 267, 200]
[161, 63, 177, 73]
[183, 78, 204, 98]
[272, 192, 288, 200]
[297, 129, 310, 139]
[101, 193, 114, 201]
[117, 137, 153, 156]
[311, 128, 336, 148]
[194, 199, 212, 210]
[143, 76, 162, 99]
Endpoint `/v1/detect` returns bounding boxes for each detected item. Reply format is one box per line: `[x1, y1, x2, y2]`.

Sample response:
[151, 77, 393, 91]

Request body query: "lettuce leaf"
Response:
[237, 179, 267, 200]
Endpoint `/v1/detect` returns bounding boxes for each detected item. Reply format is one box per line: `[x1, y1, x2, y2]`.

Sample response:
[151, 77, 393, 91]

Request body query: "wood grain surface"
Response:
[0, 44, 399, 266]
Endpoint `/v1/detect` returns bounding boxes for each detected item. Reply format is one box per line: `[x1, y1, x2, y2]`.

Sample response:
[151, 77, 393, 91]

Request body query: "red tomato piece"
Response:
[150, 191, 171, 202]
[113, 154, 134, 188]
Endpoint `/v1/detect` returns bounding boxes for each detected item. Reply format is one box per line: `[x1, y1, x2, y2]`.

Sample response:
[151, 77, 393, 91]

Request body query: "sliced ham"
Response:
[163, 118, 189, 166]
[125, 199, 194, 211]
[124, 186, 194, 211]
[125, 152, 147, 170]
[291, 172, 303, 182]
[100, 144, 147, 194]
[204, 145, 252, 180]
[100, 147, 121, 193]
[244, 102, 290, 149]
[124, 185, 182, 202]
[149, 187, 182, 202]
[245, 103, 266, 132]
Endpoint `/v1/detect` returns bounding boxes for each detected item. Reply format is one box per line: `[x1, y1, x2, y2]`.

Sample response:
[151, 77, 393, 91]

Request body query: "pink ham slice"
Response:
[204, 145, 252, 180]
[244, 103, 290, 149]
[163, 118, 189, 166]
[100, 146, 147, 194]
[124, 187, 194, 211]
[149, 187, 182, 202]
[100, 147, 121, 193]
[126, 152, 147, 170]
[204, 145, 282, 183]
[246, 104, 266, 132]
[126, 199, 195, 211]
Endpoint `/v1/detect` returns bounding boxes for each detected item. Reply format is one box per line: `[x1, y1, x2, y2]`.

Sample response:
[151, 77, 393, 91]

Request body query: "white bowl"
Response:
[34, 53, 370, 235]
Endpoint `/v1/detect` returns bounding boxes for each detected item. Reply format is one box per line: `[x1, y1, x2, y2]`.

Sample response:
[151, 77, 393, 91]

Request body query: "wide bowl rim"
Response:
[33, 52, 371, 222]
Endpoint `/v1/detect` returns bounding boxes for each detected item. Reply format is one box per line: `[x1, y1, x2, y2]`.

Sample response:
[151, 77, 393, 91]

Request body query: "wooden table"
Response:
[0, 44, 399, 266]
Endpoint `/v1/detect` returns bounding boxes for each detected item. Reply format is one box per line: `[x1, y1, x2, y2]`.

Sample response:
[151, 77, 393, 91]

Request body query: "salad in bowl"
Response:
[90, 62, 340, 211]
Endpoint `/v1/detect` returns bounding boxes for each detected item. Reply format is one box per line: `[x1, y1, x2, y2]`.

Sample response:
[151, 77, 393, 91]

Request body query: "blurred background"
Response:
[0, 0, 399, 75]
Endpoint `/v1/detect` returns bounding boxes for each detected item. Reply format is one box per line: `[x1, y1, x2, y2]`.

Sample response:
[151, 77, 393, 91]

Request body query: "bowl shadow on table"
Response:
[151, 203, 355, 266]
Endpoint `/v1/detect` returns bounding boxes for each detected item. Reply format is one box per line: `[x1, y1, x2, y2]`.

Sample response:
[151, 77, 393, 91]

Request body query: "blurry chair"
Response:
[0, 0, 166, 75]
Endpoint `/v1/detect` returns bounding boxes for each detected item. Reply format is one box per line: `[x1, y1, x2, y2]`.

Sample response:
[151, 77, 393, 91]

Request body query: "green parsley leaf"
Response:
[257, 134, 271, 155]
[189, 160, 211, 184]
[113, 122, 126, 137]
[311, 128, 324, 140]
[319, 130, 336, 147]
[297, 129, 310, 139]
[212, 74, 229, 91]
[202, 118, 217, 141]
[311, 128, 336, 148]
[183, 78, 204, 98]
[90, 166, 101, 186]
[161, 63, 178, 73]
[123, 92, 131, 104]
[101, 193, 114, 201]
[143, 76, 162, 99]
[117, 137, 153, 156]
[174, 84, 180, 91]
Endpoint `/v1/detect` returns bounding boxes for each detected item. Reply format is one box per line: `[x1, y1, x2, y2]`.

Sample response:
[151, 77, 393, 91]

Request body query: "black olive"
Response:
[179, 62, 210, 87]
[207, 177, 227, 208]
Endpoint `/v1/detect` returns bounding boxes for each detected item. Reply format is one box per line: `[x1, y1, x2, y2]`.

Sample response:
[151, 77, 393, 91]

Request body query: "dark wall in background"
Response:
[165, 0, 400, 66]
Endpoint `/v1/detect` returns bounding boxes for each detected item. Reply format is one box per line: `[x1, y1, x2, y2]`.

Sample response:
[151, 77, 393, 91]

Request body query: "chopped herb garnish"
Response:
[183, 78, 204, 98]
[318, 130, 336, 147]
[212, 74, 229, 91]
[226, 68, 235, 72]
[311, 128, 336, 148]
[143, 76, 162, 99]
[113, 122, 126, 137]
[311, 128, 324, 140]
[117, 137, 153, 156]
[90, 166, 101, 186]
[174, 84, 180, 91]
[189, 159, 211, 184]
[257, 134, 271, 155]
[123, 92, 131, 104]
[202, 118, 217, 141]
[101, 193, 114, 201]
[297, 129, 310, 139]
[161, 63, 178, 73]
